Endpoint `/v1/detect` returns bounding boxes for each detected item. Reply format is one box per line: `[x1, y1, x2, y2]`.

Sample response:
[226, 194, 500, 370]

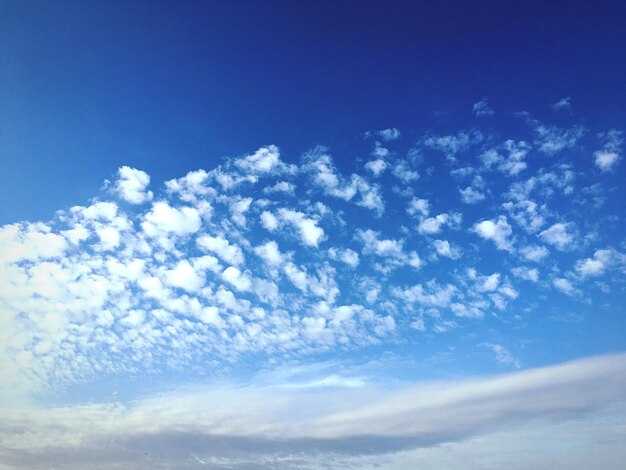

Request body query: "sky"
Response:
[0, 1, 625, 469]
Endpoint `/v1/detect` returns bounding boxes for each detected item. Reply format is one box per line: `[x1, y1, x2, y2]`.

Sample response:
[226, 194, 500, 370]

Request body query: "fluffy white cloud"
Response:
[328, 247, 360, 267]
[520, 245, 549, 262]
[197, 235, 245, 266]
[114, 166, 153, 204]
[539, 223, 575, 251]
[417, 212, 461, 235]
[594, 150, 620, 171]
[432, 239, 461, 259]
[511, 266, 539, 282]
[553, 277, 575, 295]
[142, 202, 201, 236]
[277, 208, 325, 247]
[473, 216, 514, 252]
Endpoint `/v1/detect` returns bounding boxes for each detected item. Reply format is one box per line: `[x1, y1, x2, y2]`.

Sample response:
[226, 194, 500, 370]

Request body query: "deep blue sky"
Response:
[1, 0, 624, 224]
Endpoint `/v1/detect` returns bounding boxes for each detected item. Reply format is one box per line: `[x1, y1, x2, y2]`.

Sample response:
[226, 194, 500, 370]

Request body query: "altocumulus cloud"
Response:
[1, 109, 625, 468]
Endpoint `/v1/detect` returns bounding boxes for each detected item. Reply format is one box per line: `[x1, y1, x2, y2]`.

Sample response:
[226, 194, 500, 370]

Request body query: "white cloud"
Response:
[164, 260, 204, 292]
[197, 235, 245, 266]
[472, 98, 494, 117]
[365, 158, 387, 176]
[473, 216, 514, 251]
[407, 198, 430, 217]
[260, 210, 279, 231]
[142, 202, 201, 236]
[423, 130, 483, 160]
[432, 239, 461, 259]
[378, 127, 401, 141]
[114, 166, 153, 204]
[511, 266, 539, 282]
[277, 208, 325, 247]
[520, 245, 549, 262]
[553, 96, 571, 110]
[482, 343, 521, 369]
[594, 151, 620, 171]
[534, 123, 584, 155]
[553, 277, 575, 295]
[539, 223, 575, 250]
[264, 181, 295, 195]
[575, 249, 624, 278]
[303, 148, 385, 214]
[254, 241, 286, 267]
[328, 247, 360, 268]
[418, 212, 461, 235]
[459, 185, 485, 204]
[234, 145, 286, 174]
[392, 160, 419, 183]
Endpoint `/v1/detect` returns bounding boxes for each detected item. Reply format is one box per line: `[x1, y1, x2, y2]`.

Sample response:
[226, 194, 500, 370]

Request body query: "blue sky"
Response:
[1, 1, 625, 469]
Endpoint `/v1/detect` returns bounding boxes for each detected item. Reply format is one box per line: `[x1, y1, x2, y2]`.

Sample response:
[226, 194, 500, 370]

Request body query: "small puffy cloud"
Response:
[222, 266, 252, 292]
[260, 210, 279, 231]
[277, 208, 325, 247]
[393, 281, 457, 308]
[459, 186, 485, 204]
[473, 216, 514, 252]
[553, 277, 575, 296]
[407, 198, 430, 218]
[480, 140, 529, 177]
[264, 181, 296, 195]
[534, 123, 584, 155]
[473, 99, 494, 117]
[392, 160, 419, 183]
[254, 241, 285, 267]
[432, 239, 461, 259]
[520, 245, 549, 262]
[328, 247, 360, 268]
[142, 202, 201, 236]
[539, 223, 575, 251]
[423, 130, 482, 160]
[418, 213, 460, 235]
[553, 97, 571, 111]
[303, 149, 384, 215]
[594, 129, 623, 171]
[378, 128, 401, 141]
[197, 235, 245, 266]
[512, 266, 539, 282]
[164, 260, 204, 292]
[114, 166, 153, 204]
[365, 158, 388, 177]
[594, 151, 620, 171]
[575, 249, 624, 278]
[234, 145, 292, 175]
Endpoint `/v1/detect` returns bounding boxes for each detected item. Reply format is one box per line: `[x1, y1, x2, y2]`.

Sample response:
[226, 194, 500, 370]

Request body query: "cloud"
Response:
[277, 209, 325, 247]
[114, 166, 153, 204]
[2, 353, 625, 468]
[197, 235, 245, 266]
[432, 239, 461, 259]
[473, 216, 514, 252]
[594, 151, 620, 171]
[482, 343, 522, 369]
[472, 98, 494, 117]
[423, 130, 483, 160]
[553, 277, 575, 295]
[511, 266, 539, 282]
[552, 96, 571, 111]
[539, 223, 575, 251]
[303, 148, 384, 214]
[532, 121, 584, 155]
